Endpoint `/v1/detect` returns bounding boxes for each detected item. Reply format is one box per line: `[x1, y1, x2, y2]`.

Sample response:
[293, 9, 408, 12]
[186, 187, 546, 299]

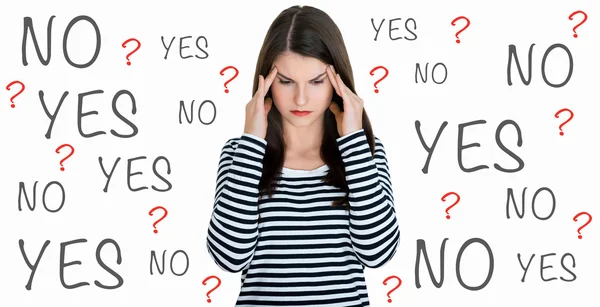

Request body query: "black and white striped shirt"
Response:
[206, 128, 400, 306]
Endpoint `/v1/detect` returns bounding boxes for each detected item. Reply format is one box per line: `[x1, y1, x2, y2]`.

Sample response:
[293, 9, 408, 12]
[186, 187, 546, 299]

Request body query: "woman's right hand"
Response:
[244, 66, 278, 140]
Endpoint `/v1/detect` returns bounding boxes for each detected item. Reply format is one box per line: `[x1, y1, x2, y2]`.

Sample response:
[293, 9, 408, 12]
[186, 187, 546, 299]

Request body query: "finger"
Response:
[336, 73, 362, 106]
[335, 73, 348, 95]
[263, 66, 278, 97]
[258, 75, 265, 98]
[334, 73, 351, 105]
[252, 76, 261, 100]
[336, 73, 362, 107]
[326, 65, 342, 97]
[330, 66, 345, 94]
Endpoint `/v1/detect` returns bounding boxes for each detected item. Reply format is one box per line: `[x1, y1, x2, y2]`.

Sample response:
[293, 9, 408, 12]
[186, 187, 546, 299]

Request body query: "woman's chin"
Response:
[283, 115, 320, 127]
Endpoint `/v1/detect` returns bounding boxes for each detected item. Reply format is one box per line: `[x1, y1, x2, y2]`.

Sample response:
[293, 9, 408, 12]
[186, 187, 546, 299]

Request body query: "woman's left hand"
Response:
[327, 65, 363, 137]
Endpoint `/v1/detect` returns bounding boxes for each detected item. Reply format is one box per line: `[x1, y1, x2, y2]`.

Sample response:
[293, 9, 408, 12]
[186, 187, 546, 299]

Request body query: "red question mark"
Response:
[55, 144, 74, 171]
[6, 80, 25, 108]
[220, 66, 239, 93]
[149, 206, 168, 234]
[569, 10, 587, 38]
[202, 275, 222, 303]
[382, 275, 402, 303]
[441, 192, 460, 219]
[122, 38, 141, 66]
[451, 16, 470, 43]
[573, 212, 592, 239]
[369, 66, 389, 93]
[554, 108, 573, 136]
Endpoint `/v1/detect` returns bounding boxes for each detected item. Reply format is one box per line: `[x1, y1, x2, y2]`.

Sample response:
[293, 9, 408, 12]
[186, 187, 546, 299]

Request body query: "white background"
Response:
[1, 0, 599, 306]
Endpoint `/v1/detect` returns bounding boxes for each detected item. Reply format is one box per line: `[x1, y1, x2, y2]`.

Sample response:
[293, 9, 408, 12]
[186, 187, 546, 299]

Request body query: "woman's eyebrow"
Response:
[277, 72, 327, 81]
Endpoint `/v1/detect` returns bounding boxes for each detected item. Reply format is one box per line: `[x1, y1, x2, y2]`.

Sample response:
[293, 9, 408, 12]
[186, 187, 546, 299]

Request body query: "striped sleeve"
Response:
[206, 133, 267, 273]
[336, 128, 400, 268]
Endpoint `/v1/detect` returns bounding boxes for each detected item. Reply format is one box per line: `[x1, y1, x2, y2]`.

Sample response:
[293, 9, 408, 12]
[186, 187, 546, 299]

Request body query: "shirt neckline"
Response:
[281, 164, 329, 175]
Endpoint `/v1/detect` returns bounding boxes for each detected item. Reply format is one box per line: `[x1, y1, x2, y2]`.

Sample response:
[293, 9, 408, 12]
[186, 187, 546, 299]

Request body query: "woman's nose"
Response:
[294, 86, 308, 106]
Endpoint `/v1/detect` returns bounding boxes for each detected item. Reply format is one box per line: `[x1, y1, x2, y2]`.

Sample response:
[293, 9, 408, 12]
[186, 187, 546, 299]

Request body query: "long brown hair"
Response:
[253, 5, 376, 210]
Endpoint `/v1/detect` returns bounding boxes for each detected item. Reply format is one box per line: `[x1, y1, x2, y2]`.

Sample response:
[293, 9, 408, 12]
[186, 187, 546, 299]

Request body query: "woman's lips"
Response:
[291, 111, 312, 116]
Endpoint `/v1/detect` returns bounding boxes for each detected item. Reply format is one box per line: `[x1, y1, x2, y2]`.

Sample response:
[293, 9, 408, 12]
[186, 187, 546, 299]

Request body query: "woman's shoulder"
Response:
[373, 135, 390, 159]
[220, 133, 267, 154]
[374, 135, 385, 148]
[219, 136, 242, 154]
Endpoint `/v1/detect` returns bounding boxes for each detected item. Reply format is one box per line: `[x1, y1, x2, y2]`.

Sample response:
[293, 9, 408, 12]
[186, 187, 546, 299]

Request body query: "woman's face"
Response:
[270, 51, 334, 128]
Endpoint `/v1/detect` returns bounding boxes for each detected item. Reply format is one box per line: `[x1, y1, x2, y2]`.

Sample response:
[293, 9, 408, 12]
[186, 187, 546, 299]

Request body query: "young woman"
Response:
[206, 5, 400, 306]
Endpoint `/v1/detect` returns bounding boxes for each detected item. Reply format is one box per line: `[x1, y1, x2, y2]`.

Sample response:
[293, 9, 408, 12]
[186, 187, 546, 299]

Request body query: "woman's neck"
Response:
[282, 122, 323, 154]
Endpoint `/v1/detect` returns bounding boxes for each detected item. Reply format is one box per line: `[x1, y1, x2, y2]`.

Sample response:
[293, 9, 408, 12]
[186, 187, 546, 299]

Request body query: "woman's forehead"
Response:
[273, 53, 327, 80]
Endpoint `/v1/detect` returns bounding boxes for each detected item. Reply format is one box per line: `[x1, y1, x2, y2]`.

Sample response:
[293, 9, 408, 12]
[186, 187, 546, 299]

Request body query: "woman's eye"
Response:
[278, 80, 323, 85]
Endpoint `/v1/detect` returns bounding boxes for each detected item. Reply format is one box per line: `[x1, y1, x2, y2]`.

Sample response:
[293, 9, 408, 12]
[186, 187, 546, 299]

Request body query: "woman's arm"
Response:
[206, 133, 266, 273]
[337, 128, 400, 268]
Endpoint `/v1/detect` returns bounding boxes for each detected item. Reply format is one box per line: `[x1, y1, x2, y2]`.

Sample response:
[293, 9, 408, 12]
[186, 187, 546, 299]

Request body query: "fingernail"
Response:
[329, 65, 333, 71]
